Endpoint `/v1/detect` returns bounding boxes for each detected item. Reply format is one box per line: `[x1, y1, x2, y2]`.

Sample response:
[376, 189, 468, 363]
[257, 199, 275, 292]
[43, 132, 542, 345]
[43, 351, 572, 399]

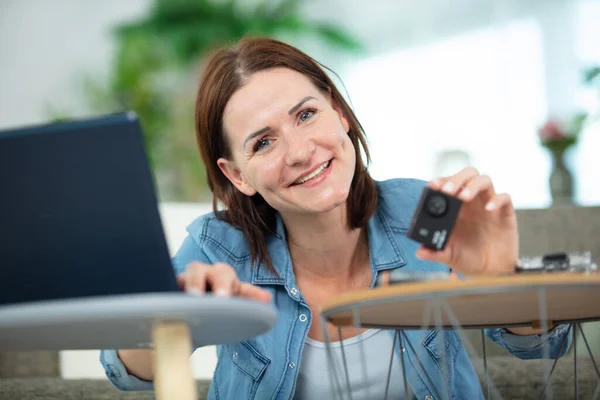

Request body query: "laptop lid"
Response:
[0, 112, 180, 306]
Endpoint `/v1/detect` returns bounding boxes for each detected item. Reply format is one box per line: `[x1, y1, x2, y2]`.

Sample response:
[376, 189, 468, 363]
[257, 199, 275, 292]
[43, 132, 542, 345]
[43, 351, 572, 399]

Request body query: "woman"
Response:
[101, 37, 571, 399]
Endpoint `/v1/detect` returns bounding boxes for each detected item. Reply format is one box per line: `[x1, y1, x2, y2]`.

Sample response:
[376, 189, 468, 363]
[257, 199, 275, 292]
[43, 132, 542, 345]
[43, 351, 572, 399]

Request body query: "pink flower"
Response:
[538, 119, 567, 142]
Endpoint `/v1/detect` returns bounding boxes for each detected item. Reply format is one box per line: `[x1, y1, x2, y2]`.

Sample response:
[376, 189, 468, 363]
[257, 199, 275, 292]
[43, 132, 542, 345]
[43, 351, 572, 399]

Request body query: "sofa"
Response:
[1, 356, 598, 399]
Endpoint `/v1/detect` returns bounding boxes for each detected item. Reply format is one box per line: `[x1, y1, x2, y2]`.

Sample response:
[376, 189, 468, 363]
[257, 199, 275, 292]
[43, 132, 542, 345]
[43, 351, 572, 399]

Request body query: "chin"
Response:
[304, 187, 349, 214]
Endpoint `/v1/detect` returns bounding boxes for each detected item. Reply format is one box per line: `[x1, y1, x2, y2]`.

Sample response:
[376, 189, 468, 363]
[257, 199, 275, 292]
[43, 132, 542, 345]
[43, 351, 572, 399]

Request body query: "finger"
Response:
[415, 245, 454, 267]
[437, 167, 480, 196]
[176, 271, 187, 290]
[184, 264, 207, 295]
[428, 178, 445, 190]
[485, 193, 514, 217]
[457, 174, 495, 202]
[238, 282, 272, 303]
[206, 263, 237, 296]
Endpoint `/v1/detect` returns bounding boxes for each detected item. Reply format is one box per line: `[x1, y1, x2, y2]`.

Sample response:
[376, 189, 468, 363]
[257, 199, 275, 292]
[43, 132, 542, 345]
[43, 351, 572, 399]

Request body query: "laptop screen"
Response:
[0, 112, 179, 305]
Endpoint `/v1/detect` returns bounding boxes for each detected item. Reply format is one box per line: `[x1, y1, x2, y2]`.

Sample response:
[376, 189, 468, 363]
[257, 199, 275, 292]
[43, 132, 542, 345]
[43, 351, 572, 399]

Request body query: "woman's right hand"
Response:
[177, 262, 272, 303]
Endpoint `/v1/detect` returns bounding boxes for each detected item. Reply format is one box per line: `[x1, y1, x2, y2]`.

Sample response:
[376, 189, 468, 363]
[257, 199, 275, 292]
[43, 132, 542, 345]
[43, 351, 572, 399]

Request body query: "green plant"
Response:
[79, 0, 361, 201]
[583, 65, 600, 86]
[583, 64, 600, 124]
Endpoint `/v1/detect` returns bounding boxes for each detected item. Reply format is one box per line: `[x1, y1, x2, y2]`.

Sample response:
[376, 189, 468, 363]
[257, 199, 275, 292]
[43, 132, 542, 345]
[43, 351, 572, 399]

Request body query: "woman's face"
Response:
[218, 67, 356, 218]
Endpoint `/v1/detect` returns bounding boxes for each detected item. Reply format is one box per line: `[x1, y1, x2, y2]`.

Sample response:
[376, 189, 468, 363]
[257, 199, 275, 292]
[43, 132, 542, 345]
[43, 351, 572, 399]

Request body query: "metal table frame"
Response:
[320, 275, 600, 400]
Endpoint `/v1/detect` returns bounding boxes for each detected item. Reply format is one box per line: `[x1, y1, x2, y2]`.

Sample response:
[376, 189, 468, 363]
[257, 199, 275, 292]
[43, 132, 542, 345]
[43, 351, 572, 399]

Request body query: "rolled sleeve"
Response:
[171, 234, 213, 275]
[99, 349, 154, 391]
[485, 324, 572, 360]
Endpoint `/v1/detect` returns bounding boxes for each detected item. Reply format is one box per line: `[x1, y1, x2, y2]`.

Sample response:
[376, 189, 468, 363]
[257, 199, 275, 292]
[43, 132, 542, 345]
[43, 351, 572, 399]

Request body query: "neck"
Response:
[282, 205, 370, 280]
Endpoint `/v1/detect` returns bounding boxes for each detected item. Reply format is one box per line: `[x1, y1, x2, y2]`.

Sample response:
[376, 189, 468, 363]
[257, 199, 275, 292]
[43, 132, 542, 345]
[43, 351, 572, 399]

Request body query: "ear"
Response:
[329, 92, 350, 133]
[217, 157, 257, 196]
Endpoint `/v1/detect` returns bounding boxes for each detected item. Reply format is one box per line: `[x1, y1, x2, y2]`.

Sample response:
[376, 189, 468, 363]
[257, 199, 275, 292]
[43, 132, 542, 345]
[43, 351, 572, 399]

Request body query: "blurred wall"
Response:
[0, 0, 588, 130]
[2, 0, 599, 208]
[0, 0, 149, 129]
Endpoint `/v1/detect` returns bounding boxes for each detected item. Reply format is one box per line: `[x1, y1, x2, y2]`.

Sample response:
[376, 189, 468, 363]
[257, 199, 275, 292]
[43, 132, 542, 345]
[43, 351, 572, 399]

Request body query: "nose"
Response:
[283, 133, 315, 167]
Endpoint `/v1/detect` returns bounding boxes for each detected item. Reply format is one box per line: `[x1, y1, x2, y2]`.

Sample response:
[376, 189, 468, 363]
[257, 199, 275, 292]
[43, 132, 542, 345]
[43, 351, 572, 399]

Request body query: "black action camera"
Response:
[407, 187, 462, 251]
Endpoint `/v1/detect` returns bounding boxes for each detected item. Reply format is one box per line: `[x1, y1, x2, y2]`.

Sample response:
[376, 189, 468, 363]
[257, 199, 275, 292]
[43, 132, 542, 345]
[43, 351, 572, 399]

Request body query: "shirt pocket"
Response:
[212, 341, 270, 400]
[422, 330, 459, 396]
[422, 330, 454, 359]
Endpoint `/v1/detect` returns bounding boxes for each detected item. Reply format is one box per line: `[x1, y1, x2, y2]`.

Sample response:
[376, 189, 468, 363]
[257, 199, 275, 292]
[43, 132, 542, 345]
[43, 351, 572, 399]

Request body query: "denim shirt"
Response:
[100, 178, 572, 399]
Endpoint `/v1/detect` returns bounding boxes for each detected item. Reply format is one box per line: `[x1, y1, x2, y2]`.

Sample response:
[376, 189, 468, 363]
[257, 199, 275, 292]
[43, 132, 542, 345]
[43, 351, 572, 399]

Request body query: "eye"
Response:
[253, 137, 272, 153]
[298, 108, 316, 123]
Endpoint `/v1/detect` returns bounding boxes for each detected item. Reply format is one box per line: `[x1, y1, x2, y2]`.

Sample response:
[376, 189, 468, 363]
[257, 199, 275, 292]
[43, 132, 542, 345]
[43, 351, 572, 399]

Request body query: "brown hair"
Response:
[194, 37, 378, 272]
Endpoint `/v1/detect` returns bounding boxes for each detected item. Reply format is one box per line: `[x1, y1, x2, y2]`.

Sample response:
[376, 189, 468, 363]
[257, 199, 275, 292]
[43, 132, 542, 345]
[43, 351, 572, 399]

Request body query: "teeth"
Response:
[295, 161, 330, 185]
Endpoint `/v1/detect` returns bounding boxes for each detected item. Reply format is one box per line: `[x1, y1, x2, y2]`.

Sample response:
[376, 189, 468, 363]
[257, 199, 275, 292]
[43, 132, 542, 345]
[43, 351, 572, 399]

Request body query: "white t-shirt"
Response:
[294, 329, 406, 399]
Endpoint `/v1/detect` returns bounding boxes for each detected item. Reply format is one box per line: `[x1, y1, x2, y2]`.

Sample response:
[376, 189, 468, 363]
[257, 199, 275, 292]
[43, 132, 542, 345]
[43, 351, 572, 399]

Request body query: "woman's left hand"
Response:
[415, 167, 519, 276]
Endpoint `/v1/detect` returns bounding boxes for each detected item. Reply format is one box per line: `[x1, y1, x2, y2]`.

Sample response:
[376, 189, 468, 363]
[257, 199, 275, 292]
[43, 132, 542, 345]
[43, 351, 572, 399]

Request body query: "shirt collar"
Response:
[251, 208, 407, 286]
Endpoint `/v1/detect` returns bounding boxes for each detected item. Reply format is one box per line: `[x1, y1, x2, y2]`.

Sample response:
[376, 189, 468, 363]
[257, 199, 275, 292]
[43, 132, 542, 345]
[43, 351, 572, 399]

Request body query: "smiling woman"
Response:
[101, 37, 573, 400]
[194, 38, 378, 272]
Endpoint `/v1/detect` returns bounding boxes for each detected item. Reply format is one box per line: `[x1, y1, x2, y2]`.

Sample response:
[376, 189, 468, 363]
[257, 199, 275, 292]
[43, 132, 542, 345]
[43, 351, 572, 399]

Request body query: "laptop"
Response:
[0, 112, 180, 306]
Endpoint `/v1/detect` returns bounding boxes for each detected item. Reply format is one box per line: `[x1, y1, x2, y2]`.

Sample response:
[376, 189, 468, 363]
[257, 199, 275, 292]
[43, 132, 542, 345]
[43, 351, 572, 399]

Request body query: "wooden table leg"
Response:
[152, 321, 198, 400]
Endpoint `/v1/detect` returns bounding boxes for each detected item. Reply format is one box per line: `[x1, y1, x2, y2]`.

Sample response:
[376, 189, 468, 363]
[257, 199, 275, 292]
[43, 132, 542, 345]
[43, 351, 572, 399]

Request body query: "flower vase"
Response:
[548, 147, 574, 206]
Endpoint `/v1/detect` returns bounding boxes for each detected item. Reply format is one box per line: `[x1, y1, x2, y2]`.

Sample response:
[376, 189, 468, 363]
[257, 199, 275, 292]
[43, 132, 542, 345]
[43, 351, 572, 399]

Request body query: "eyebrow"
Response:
[243, 126, 271, 150]
[288, 96, 316, 115]
[242, 96, 317, 150]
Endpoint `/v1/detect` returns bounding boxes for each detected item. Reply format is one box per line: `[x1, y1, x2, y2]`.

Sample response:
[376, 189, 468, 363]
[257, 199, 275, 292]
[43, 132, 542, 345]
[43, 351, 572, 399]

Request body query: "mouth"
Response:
[291, 160, 332, 186]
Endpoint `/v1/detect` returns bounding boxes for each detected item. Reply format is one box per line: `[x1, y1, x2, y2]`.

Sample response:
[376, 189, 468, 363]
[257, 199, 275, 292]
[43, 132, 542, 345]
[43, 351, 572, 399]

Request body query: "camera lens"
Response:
[426, 194, 447, 217]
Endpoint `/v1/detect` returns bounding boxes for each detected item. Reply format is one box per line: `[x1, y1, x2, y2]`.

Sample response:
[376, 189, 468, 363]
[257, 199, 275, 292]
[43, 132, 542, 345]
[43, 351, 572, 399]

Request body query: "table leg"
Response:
[152, 322, 197, 400]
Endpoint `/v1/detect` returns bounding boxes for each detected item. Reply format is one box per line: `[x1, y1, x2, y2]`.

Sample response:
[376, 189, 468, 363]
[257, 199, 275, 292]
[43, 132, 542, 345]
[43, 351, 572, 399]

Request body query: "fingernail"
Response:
[431, 179, 441, 187]
[485, 202, 496, 211]
[442, 181, 454, 193]
[459, 188, 471, 200]
[186, 287, 202, 296]
[215, 288, 230, 297]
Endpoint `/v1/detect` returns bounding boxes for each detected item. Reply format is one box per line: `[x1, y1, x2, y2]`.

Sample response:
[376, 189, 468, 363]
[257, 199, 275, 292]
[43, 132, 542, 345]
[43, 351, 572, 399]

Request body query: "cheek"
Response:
[339, 127, 354, 152]
[337, 128, 356, 173]
[319, 117, 348, 144]
[247, 157, 282, 188]
[334, 117, 351, 142]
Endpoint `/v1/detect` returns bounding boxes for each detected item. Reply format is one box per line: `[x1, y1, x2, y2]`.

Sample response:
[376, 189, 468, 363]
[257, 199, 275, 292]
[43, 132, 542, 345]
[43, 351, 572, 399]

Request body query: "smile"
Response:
[293, 161, 331, 185]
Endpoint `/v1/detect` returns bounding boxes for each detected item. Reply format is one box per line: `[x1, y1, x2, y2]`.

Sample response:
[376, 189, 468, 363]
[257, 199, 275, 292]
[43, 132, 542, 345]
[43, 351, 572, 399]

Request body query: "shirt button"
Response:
[232, 351, 238, 360]
[288, 362, 296, 369]
[299, 314, 307, 322]
[425, 395, 433, 400]
[290, 287, 299, 296]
